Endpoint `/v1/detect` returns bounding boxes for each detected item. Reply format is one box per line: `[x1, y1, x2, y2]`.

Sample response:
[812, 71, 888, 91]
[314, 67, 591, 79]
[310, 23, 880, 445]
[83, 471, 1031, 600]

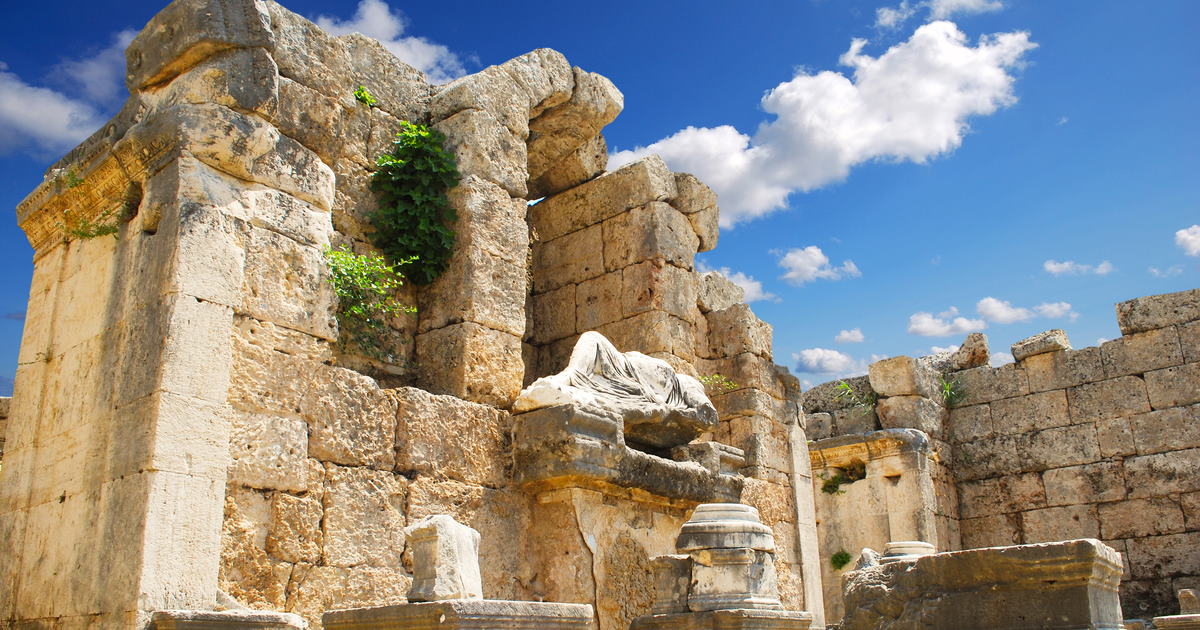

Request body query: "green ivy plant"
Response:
[834, 380, 877, 416]
[820, 459, 866, 494]
[324, 246, 415, 359]
[698, 374, 738, 393]
[830, 550, 853, 571]
[939, 373, 964, 407]
[369, 121, 460, 284]
[353, 85, 378, 108]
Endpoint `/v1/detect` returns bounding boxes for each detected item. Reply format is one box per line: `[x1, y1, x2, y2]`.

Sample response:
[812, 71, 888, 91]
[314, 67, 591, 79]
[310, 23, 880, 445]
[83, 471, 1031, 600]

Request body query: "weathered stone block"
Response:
[529, 283, 577, 345]
[394, 387, 511, 488]
[266, 492, 322, 564]
[604, 202, 698, 271]
[532, 223, 604, 294]
[275, 77, 368, 166]
[1096, 416, 1136, 458]
[301, 365, 397, 470]
[1021, 346, 1104, 393]
[670, 173, 719, 253]
[1129, 405, 1200, 455]
[697, 272, 744, 314]
[958, 514, 1021, 549]
[1011, 329, 1071, 362]
[322, 464, 406, 568]
[1181, 320, 1200, 364]
[420, 247, 527, 338]
[948, 403, 992, 443]
[151, 609, 307, 630]
[952, 434, 1019, 482]
[622, 259, 699, 321]
[499, 48, 574, 118]
[1016, 423, 1100, 471]
[325, 600, 597, 630]
[530, 133, 607, 199]
[1099, 497, 1186, 539]
[1125, 448, 1200, 498]
[1116, 289, 1200, 335]
[958, 473, 1046, 519]
[415, 323, 525, 407]
[125, 0, 274, 90]
[875, 396, 945, 438]
[1042, 462, 1126, 506]
[287, 564, 410, 627]
[868, 356, 937, 398]
[405, 515, 483, 602]
[1127, 532, 1200, 579]
[990, 390, 1069, 435]
[1020, 504, 1100, 543]
[431, 65, 530, 140]
[531, 156, 676, 242]
[711, 388, 780, 421]
[434, 108, 528, 198]
[1068, 375, 1151, 421]
[150, 46, 280, 122]
[228, 411, 308, 492]
[952, 363, 1029, 407]
[704, 305, 772, 360]
[576, 271, 623, 332]
[241, 225, 336, 341]
[597, 311, 695, 361]
[1102, 327, 1184, 378]
[1145, 362, 1200, 410]
[527, 67, 623, 181]
[840, 540, 1124, 630]
[448, 175, 530, 266]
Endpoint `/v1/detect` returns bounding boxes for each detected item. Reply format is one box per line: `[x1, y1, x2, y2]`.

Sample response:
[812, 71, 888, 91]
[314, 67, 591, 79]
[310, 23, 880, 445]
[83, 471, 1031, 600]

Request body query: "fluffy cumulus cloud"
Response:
[316, 0, 466, 84]
[795, 348, 859, 374]
[907, 306, 987, 337]
[0, 29, 135, 156]
[778, 246, 861, 285]
[975, 296, 1078, 324]
[611, 22, 1035, 226]
[989, 352, 1014, 367]
[1176, 225, 1200, 257]
[1043, 259, 1114, 276]
[835, 328, 865, 343]
[703, 264, 778, 303]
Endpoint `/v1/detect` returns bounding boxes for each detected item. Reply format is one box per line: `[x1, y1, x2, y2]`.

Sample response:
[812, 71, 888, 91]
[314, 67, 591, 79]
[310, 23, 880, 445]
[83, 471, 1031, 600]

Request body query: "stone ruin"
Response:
[0, 0, 1196, 629]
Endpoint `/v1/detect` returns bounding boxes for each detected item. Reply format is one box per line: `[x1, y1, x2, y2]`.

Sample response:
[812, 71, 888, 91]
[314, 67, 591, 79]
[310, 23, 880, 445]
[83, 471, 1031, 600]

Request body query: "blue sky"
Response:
[0, 0, 1196, 393]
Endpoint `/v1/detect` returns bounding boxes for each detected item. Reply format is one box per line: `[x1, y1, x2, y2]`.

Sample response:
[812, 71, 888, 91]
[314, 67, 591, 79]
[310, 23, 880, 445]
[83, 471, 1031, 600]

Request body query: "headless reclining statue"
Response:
[514, 331, 718, 449]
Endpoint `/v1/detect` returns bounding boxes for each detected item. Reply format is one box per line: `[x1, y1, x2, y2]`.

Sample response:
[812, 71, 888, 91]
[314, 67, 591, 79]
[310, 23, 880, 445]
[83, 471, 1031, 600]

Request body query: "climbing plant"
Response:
[830, 550, 852, 571]
[834, 379, 876, 416]
[323, 246, 415, 359]
[369, 121, 460, 285]
[698, 373, 738, 393]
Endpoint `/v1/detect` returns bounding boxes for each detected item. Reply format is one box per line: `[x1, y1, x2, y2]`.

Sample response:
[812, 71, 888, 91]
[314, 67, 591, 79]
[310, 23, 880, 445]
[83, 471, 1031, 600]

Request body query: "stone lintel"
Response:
[809, 428, 931, 470]
[514, 406, 743, 504]
[631, 609, 813, 630]
[151, 610, 306, 629]
[1154, 617, 1200, 630]
[323, 600, 596, 630]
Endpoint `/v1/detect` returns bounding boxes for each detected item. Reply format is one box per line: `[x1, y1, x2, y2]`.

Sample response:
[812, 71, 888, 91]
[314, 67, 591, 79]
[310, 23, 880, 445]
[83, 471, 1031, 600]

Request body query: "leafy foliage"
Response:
[820, 459, 866, 495]
[353, 85, 378, 107]
[831, 550, 853, 571]
[60, 205, 124, 240]
[834, 379, 877, 415]
[698, 373, 738, 392]
[324, 246, 415, 358]
[369, 121, 460, 284]
[940, 373, 964, 407]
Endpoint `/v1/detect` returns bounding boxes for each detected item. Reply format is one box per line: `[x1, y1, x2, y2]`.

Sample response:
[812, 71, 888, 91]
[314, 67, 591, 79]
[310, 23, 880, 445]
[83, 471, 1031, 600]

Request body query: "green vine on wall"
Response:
[324, 246, 415, 359]
[698, 374, 738, 393]
[369, 121, 460, 285]
[830, 549, 853, 571]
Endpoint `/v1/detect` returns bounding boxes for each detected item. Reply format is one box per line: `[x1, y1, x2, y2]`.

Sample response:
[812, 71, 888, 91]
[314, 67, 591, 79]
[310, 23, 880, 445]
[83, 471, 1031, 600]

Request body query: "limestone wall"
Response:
[803, 288, 1200, 622]
[1, 0, 820, 628]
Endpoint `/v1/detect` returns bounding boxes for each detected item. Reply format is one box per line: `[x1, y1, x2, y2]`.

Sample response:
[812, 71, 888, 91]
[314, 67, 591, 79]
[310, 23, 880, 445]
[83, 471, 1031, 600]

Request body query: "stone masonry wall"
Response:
[803, 288, 1200, 621]
[2, 0, 821, 628]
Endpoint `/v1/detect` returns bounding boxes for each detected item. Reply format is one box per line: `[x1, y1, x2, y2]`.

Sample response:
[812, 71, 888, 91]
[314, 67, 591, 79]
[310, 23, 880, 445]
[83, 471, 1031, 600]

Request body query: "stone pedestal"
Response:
[323, 600, 595, 630]
[839, 539, 1124, 630]
[405, 515, 483, 602]
[151, 610, 307, 629]
[630, 609, 812, 630]
[1152, 589, 1200, 630]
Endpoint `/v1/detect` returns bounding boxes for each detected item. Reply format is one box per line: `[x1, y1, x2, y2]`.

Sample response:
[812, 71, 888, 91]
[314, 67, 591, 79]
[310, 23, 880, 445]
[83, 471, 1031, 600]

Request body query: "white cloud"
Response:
[989, 351, 1014, 367]
[795, 348, 860, 374]
[835, 328, 865, 343]
[1057, 116, 1069, 125]
[907, 306, 987, 337]
[976, 296, 1032, 323]
[1043, 259, 1114, 276]
[703, 265, 778, 303]
[877, 0, 1003, 28]
[1149, 265, 1184, 278]
[610, 22, 1035, 226]
[315, 0, 466, 84]
[52, 29, 136, 105]
[930, 344, 959, 354]
[1096, 337, 1110, 345]
[779, 246, 861, 285]
[1034, 301, 1078, 321]
[0, 62, 104, 155]
[1176, 225, 1200, 257]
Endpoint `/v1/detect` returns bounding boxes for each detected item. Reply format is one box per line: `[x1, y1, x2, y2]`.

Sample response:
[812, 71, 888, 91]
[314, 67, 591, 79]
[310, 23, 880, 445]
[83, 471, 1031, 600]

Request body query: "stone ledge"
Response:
[631, 608, 813, 630]
[151, 610, 307, 629]
[808, 428, 932, 470]
[324, 600, 595, 630]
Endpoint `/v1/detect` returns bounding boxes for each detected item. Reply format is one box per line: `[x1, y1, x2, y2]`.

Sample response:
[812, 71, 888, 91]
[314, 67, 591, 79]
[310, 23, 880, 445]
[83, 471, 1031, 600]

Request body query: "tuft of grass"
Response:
[831, 550, 852, 570]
